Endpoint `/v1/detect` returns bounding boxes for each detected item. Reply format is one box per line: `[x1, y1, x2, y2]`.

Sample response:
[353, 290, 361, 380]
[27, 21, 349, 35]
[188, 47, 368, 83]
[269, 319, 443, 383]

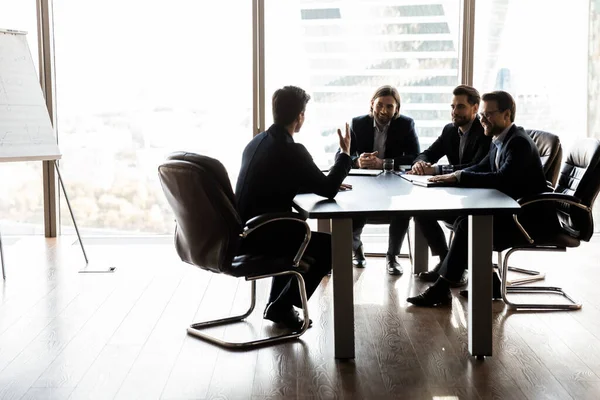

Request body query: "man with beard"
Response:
[407, 91, 556, 307]
[408, 85, 491, 286]
[345, 85, 420, 275]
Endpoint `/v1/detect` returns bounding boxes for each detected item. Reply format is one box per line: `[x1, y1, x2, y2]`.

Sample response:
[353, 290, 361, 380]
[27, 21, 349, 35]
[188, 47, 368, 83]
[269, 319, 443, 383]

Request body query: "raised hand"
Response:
[337, 122, 351, 155]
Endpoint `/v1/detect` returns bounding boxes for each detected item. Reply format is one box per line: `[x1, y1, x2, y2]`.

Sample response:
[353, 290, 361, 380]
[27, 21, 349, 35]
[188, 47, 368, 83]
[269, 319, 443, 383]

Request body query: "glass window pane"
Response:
[0, 1, 44, 235]
[53, 0, 252, 235]
[265, 0, 461, 168]
[474, 0, 598, 231]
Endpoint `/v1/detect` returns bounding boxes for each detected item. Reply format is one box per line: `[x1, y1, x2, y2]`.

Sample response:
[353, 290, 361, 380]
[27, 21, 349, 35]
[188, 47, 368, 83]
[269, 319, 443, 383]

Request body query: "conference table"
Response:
[293, 172, 520, 359]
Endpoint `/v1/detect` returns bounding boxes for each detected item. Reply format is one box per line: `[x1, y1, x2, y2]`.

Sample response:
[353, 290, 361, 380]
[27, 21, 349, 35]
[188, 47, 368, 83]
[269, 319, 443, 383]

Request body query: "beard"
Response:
[452, 115, 469, 127]
[374, 113, 391, 126]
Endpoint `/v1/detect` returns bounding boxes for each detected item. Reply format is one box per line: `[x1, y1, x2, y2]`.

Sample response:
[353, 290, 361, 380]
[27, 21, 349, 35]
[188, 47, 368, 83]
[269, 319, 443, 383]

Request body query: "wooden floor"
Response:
[1, 236, 600, 400]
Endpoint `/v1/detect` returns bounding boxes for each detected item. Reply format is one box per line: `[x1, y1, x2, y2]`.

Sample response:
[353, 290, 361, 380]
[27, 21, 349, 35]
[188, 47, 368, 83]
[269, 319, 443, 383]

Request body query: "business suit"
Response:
[438, 125, 556, 282]
[413, 118, 492, 258]
[236, 123, 352, 310]
[347, 114, 420, 256]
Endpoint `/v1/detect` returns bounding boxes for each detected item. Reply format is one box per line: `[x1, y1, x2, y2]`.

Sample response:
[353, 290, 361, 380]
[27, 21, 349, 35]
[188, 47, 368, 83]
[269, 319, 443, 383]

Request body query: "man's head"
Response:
[272, 86, 311, 133]
[451, 85, 480, 128]
[370, 85, 401, 126]
[479, 91, 516, 137]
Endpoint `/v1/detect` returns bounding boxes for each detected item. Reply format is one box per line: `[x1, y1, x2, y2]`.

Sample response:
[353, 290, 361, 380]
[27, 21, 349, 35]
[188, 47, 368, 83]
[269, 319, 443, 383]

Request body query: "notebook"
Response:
[400, 174, 454, 187]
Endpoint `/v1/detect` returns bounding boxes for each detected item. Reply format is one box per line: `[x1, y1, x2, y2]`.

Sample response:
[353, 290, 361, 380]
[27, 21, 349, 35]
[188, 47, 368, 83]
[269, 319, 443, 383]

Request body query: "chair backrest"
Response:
[526, 129, 562, 186]
[555, 138, 600, 241]
[158, 152, 242, 274]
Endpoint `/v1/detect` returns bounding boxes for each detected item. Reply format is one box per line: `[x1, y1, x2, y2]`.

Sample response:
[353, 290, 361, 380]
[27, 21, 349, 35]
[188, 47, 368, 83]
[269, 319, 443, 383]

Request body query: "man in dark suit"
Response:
[236, 86, 352, 329]
[346, 85, 420, 275]
[407, 91, 556, 307]
[408, 85, 492, 286]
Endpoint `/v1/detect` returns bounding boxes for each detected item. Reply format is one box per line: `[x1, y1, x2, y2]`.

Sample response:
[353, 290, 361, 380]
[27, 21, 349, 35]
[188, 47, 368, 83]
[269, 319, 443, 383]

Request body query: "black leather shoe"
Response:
[418, 262, 442, 282]
[407, 285, 452, 307]
[263, 303, 312, 331]
[419, 264, 467, 287]
[449, 270, 468, 288]
[386, 254, 403, 275]
[459, 272, 502, 300]
[353, 245, 367, 268]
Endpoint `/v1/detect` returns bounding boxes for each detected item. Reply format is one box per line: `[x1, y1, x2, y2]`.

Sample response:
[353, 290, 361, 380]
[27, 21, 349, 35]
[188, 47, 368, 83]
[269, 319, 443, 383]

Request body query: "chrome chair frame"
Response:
[185, 214, 312, 349]
[0, 229, 5, 280]
[498, 196, 585, 310]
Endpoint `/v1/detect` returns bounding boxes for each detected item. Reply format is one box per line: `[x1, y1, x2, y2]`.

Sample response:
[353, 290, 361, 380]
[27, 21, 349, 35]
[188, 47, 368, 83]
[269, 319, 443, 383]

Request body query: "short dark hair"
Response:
[370, 85, 401, 118]
[481, 91, 516, 122]
[453, 85, 480, 106]
[272, 86, 311, 126]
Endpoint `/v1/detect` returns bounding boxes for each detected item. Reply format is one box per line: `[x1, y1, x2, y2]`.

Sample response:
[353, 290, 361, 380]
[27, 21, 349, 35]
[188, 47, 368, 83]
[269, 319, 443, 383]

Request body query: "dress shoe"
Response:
[418, 263, 467, 287]
[353, 245, 367, 268]
[459, 272, 502, 300]
[386, 254, 403, 275]
[263, 303, 312, 331]
[417, 262, 442, 282]
[407, 284, 452, 307]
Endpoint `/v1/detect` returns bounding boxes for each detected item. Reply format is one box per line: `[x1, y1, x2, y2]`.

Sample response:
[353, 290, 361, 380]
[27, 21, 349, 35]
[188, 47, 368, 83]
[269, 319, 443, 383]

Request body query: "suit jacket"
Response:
[413, 117, 491, 172]
[460, 125, 555, 237]
[236, 123, 352, 224]
[345, 114, 420, 168]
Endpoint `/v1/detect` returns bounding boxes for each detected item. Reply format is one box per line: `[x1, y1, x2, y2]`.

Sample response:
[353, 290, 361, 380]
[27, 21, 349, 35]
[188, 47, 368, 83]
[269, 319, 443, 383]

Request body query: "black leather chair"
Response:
[503, 130, 563, 285]
[445, 129, 564, 285]
[496, 138, 600, 310]
[158, 152, 312, 348]
[527, 129, 563, 188]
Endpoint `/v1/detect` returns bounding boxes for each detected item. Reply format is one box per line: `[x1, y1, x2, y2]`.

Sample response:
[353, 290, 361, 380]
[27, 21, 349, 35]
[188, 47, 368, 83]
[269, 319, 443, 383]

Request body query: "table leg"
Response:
[317, 219, 331, 233]
[331, 218, 354, 359]
[468, 215, 493, 357]
[412, 220, 428, 274]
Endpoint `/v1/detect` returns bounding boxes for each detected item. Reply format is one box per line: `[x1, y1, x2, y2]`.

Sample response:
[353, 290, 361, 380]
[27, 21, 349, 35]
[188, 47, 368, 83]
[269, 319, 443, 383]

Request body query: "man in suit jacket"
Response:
[345, 85, 420, 275]
[408, 85, 492, 286]
[407, 91, 556, 307]
[236, 86, 352, 328]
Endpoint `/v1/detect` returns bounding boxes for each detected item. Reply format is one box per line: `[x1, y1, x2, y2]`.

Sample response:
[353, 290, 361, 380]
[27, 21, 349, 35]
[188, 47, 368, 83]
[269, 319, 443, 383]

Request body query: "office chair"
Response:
[158, 152, 311, 349]
[502, 130, 563, 285]
[496, 137, 600, 310]
[0, 229, 5, 280]
[446, 129, 563, 285]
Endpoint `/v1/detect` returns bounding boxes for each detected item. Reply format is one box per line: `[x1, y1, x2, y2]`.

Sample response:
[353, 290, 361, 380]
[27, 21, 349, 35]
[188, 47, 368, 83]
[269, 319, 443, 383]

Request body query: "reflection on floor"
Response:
[0, 235, 599, 399]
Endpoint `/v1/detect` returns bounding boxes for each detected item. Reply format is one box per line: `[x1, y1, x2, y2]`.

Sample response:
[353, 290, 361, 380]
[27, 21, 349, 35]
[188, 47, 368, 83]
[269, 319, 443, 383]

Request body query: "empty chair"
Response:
[158, 151, 312, 348]
[496, 137, 600, 310]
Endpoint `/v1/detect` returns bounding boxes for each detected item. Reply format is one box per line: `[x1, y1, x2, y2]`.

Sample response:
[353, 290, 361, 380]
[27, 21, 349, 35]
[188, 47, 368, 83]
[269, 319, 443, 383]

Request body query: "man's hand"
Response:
[358, 151, 383, 169]
[410, 160, 435, 175]
[339, 183, 353, 191]
[428, 173, 457, 184]
[337, 122, 351, 155]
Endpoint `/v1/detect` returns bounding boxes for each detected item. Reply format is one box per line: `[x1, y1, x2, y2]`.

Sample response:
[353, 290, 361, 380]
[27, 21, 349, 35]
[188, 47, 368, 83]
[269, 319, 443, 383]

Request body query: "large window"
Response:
[53, 0, 253, 235]
[265, 0, 461, 168]
[0, 1, 44, 235]
[474, 0, 599, 230]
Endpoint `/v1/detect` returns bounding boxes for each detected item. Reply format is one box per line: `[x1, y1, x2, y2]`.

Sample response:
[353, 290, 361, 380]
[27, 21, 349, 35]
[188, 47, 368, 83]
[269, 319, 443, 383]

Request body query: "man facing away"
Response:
[236, 86, 352, 329]
[345, 85, 420, 275]
[407, 91, 557, 307]
[408, 85, 492, 287]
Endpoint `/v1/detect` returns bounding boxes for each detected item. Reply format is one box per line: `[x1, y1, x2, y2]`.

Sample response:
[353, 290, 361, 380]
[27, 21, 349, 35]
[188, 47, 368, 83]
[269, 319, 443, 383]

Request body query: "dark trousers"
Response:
[438, 215, 523, 282]
[238, 222, 331, 311]
[352, 216, 410, 255]
[414, 216, 455, 257]
[268, 231, 331, 309]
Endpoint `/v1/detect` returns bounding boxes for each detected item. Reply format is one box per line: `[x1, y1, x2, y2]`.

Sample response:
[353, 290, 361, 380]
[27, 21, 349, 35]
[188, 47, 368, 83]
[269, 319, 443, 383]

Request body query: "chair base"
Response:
[499, 246, 581, 310]
[187, 270, 310, 349]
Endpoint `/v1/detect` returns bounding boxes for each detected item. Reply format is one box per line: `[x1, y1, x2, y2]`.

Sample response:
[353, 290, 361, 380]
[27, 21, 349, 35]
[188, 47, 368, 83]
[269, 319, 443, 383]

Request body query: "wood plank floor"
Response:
[1, 235, 599, 399]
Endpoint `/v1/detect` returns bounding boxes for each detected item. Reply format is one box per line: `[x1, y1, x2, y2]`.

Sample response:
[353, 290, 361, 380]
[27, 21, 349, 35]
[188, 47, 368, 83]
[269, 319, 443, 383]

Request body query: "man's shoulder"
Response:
[394, 114, 415, 125]
[352, 114, 372, 126]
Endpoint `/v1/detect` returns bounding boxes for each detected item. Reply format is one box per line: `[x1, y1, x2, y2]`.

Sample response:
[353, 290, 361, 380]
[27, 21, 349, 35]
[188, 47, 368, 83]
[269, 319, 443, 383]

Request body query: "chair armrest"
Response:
[517, 193, 588, 211]
[242, 212, 311, 268]
[512, 193, 590, 245]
